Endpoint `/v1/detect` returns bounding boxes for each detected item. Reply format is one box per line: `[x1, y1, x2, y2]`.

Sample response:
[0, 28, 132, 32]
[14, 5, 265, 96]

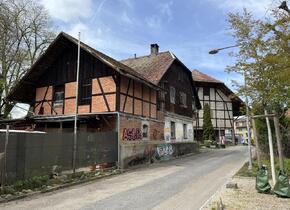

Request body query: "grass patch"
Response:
[236, 156, 290, 178]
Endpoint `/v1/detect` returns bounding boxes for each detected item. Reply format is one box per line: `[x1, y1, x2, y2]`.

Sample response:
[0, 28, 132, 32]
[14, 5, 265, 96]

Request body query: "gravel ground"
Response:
[203, 177, 290, 210]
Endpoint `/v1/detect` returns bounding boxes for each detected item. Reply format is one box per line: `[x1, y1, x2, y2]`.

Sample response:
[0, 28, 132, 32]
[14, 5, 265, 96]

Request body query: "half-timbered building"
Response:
[5, 33, 201, 168]
[121, 44, 201, 143]
[191, 70, 243, 142]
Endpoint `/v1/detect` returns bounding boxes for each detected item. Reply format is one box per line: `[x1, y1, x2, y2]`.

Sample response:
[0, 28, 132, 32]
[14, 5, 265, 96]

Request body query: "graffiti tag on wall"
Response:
[156, 144, 174, 158]
[122, 128, 142, 141]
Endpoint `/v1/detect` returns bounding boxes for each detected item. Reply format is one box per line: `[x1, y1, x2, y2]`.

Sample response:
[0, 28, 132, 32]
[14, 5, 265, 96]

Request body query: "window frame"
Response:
[179, 91, 187, 108]
[170, 121, 176, 139]
[170, 86, 176, 104]
[53, 85, 64, 108]
[183, 124, 188, 139]
[142, 121, 149, 140]
[79, 79, 92, 105]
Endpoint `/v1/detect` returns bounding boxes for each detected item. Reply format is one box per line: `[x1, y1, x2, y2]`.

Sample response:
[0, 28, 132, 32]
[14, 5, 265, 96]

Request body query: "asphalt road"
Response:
[0, 145, 249, 210]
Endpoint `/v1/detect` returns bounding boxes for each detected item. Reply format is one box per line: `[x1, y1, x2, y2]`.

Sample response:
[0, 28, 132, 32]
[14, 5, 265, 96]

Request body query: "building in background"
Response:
[234, 115, 253, 144]
[191, 70, 243, 142]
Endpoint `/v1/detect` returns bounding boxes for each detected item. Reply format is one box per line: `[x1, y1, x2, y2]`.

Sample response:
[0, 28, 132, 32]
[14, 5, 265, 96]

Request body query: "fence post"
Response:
[2, 125, 9, 186]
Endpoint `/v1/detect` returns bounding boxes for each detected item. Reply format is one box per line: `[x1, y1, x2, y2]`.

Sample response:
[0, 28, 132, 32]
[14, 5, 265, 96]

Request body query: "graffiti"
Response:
[127, 145, 156, 166]
[156, 144, 174, 158]
[144, 145, 156, 157]
[122, 128, 142, 141]
[165, 134, 171, 142]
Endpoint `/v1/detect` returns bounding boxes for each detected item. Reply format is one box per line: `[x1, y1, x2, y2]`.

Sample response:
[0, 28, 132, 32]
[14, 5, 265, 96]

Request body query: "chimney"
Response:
[150, 43, 159, 55]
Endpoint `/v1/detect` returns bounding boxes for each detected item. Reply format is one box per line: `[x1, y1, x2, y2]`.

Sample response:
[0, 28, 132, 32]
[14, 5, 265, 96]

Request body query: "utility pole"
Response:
[73, 32, 81, 173]
[265, 109, 276, 184]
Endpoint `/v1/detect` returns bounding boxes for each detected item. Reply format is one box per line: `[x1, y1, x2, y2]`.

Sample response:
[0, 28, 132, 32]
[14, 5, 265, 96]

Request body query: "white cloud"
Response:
[145, 1, 174, 28]
[120, 12, 134, 25]
[41, 0, 93, 22]
[207, 0, 279, 17]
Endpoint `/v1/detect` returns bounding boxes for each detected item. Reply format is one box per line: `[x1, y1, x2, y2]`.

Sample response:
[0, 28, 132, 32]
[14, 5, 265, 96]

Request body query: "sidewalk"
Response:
[203, 177, 290, 210]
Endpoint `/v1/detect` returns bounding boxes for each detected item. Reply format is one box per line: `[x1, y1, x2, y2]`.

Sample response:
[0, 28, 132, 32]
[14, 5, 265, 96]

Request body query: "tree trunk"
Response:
[265, 109, 276, 185]
[273, 111, 284, 172]
[251, 116, 262, 169]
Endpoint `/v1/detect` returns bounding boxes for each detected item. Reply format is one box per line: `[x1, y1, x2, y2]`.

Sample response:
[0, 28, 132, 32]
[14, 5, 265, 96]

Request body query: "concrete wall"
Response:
[119, 113, 197, 168]
[120, 141, 198, 168]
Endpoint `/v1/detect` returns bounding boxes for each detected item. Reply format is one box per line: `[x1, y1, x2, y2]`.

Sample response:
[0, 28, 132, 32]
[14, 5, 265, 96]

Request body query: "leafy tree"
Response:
[227, 7, 290, 155]
[202, 103, 215, 141]
[0, 0, 55, 115]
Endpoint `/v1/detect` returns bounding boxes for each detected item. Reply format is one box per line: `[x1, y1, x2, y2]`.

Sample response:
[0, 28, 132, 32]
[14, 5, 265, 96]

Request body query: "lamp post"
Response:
[208, 45, 253, 170]
[278, 1, 290, 14]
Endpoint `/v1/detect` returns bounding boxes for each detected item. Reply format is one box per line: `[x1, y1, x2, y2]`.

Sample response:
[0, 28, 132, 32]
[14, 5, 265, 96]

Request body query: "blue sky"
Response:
[40, 0, 278, 91]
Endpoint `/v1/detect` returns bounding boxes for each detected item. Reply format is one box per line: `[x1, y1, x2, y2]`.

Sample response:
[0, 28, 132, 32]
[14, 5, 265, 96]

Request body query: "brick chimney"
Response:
[150, 44, 159, 55]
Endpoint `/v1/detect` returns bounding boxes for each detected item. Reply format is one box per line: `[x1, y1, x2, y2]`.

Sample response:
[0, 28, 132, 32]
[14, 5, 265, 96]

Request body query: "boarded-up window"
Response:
[79, 79, 92, 105]
[170, 86, 175, 104]
[179, 92, 187, 107]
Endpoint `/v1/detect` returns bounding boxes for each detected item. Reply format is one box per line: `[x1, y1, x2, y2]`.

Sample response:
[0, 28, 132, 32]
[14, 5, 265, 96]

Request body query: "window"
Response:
[183, 124, 188, 139]
[179, 92, 187, 107]
[170, 86, 175, 104]
[53, 85, 64, 107]
[170, 121, 176, 139]
[79, 79, 92, 105]
[142, 124, 149, 139]
[203, 87, 210, 96]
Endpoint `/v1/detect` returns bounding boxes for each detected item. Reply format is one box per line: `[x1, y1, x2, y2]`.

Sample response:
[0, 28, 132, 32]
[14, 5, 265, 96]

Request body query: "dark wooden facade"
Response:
[29, 39, 157, 119]
[159, 61, 194, 118]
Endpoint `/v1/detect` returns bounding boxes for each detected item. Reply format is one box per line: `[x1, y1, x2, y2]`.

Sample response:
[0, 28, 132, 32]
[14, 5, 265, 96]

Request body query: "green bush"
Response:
[13, 175, 49, 191]
[0, 186, 15, 195]
[204, 140, 212, 147]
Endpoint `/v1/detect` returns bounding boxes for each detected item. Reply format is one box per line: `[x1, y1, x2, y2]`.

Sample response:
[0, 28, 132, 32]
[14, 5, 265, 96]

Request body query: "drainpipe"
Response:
[117, 112, 121, 170]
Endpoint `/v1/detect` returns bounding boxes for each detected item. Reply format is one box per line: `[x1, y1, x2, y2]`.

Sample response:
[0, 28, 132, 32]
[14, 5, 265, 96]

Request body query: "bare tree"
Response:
[0, 0, 55, 114]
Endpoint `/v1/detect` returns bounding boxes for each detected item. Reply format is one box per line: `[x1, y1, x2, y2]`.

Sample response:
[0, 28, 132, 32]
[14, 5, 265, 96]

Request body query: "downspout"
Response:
[117, 112, 121, 170]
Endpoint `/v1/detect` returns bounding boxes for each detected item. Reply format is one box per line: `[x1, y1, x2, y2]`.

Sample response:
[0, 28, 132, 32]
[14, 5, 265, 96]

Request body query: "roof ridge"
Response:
[191, 69, 223, 83]
[120, 51, 172, 62]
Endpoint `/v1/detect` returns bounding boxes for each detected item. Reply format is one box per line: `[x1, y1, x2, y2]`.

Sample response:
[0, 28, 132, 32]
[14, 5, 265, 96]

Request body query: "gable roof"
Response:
[121, 51, 175, 85]
[121, 51, 201, 109]
[192, 69, 244, 115]
[191, 69, 222, 83]
[7, 32, 158, 102]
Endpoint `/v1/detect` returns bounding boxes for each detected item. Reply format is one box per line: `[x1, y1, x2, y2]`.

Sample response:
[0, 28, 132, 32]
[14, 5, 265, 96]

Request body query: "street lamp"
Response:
[279, 1, 290, 13]
[209, 44, 253, 170]
[208, 45, 240, 55]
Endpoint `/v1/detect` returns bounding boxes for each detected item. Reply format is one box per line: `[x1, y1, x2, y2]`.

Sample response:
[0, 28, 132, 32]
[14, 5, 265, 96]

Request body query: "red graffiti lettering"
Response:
[122, 128, 142, 141]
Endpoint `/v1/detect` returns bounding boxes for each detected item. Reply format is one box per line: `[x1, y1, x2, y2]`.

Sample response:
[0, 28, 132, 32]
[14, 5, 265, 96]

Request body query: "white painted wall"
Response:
[164, 116, 194, 142]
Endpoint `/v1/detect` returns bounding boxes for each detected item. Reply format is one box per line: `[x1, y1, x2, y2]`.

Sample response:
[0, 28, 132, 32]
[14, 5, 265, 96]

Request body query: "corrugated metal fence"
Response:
[0, 131, 118, 184]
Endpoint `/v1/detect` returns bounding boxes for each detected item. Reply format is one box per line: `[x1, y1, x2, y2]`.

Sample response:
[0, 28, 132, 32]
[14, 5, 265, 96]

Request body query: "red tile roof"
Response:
[191, 69, 222, 83]
[120, 51, 175, 85]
